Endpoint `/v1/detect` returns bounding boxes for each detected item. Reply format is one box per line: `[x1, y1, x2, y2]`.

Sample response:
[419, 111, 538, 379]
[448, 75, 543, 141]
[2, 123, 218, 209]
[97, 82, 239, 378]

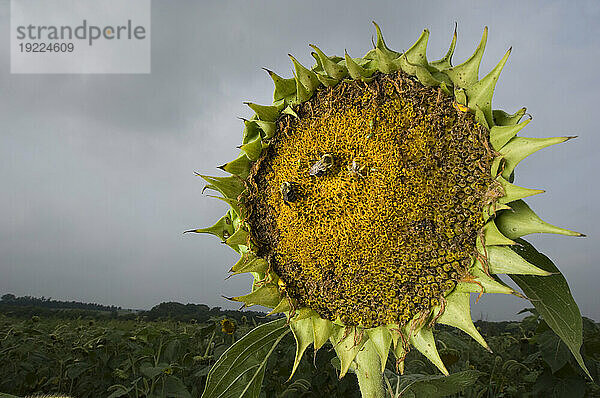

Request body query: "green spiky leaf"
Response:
[268, 298, 291, 315]
[185, 213, 234, 242]
[366, 326, 393, 372]
[445, 27, 487, 89]
[289, 318, 314, 380]
[198, 174, 245, 200]
[219, 155, 252, 180]
[489, 118, 531, 151]
[231, 254, 268, 275]
[241, 118, 261, 144]
[438, 292, 490, 351]
[255, 120, 276, 140]
[201, 318, 289, 398]
[292, 307, 319, 321]
[406, 323, 449, 375]
[226, 227, 249, 246]
[465, 47, 511, 126]
[496, 200, 583, 239]
[509, 238, 592, 380]
[496, 175, 544, 204]
[239, 136, 264, 161]
[372, 21, 399, 58]
[312, 317, 335, 351]
[344, 51, 374, 82]
[486, 245, 551, 276]
[429, 26, 456, 71]
[245, 102, 282, 122]
[330, 326, 367, 378]
[483, 220, 516, 246]
[310, 45, 348, 80]
[493, 107, 526, 126]
[456, 266, 514, 295]
[375, 47, 398, 74]
[397, 29, 430, 76]
[499, 136, 572, 178]
[264, 68, 296, 102]
[316, 73, 339, 87]
[231, 285, 281, 308]
[294, 73, 312, 103]
[289, 54, 321, 93]
[414, 65, 440, 87]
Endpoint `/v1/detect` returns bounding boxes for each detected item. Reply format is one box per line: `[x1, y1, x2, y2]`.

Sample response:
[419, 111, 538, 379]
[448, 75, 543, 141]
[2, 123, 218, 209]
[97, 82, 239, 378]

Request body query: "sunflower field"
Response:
[0, 309, 598, 398]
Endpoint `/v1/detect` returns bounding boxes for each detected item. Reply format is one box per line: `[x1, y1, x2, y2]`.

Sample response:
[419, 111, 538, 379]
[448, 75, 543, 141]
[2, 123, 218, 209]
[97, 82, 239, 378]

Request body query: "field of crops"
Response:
[0, 310, 599, 398]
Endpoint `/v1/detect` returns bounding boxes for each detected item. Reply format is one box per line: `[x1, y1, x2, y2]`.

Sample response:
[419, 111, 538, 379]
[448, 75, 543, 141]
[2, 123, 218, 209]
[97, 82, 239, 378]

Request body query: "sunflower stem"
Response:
[353, 341, 385, 398]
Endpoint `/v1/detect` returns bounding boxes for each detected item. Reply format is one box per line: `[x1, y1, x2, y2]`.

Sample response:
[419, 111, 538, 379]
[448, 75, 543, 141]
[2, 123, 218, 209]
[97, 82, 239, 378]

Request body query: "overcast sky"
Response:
[1, 0, 598, 321]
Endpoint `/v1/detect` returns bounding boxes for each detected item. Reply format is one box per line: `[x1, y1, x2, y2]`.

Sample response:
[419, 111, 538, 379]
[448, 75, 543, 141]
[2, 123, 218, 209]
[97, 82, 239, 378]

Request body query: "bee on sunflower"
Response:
[189, 23, 588, 397]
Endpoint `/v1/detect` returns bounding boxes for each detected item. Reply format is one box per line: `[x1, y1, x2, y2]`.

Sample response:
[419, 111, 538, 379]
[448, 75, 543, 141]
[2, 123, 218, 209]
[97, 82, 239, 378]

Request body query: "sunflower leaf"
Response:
[509, 238, 592, 380]
[201, 318, 290, 398]
[389, 370, 484, 397]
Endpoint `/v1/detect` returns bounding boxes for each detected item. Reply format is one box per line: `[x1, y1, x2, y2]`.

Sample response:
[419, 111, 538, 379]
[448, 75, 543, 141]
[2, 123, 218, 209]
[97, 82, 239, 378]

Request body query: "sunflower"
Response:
[188, 23, 582, 397]
[221, 318, 236, 335]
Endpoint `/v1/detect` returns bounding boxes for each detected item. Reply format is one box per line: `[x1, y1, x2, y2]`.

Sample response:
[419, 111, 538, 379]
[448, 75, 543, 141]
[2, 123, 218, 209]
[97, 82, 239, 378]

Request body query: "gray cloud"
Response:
[1, 0, 598, 320]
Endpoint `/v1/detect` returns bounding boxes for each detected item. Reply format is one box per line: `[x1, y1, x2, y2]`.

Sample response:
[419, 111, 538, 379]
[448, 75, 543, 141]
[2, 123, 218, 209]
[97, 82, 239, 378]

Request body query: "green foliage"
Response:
[509, 238, 591, 380]
[202, 318, 289, 398]
[1, 312, 598, 397]
[383, 370, 483, 397]
[0, 314, 248, 397]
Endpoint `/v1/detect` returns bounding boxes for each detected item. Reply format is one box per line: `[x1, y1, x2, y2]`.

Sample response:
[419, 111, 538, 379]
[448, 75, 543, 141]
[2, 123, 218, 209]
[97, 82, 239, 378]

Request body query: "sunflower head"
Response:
[189, 23, 582, 382]
[221, 318, 236, 335]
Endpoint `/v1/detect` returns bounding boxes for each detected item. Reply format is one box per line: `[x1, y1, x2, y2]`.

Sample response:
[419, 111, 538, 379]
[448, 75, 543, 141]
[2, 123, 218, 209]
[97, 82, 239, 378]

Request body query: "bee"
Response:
[309, 153, 334, 177]
[280, 182, 297, 205]
[347, 159, 367, 177]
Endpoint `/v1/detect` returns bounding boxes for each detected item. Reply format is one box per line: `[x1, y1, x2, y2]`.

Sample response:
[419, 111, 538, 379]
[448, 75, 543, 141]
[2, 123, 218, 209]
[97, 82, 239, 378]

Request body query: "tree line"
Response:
[0, 293, 276, 324]
[1, 293, 121, 312]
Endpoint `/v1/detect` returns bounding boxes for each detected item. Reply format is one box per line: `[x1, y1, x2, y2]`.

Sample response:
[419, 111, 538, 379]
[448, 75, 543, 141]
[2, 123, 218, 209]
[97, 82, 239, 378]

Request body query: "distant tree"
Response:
[1, 294, 16, 302]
